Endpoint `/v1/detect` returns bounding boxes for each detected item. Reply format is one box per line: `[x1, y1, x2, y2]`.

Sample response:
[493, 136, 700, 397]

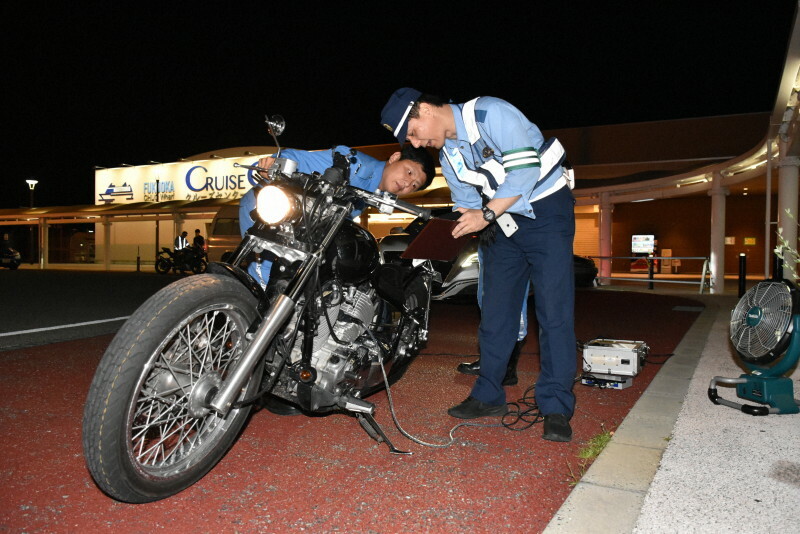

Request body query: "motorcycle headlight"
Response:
[255, 185, 299, 225]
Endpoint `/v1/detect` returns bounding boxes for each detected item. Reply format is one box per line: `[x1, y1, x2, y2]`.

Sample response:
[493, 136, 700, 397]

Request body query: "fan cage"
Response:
[729, 280, 795, 365]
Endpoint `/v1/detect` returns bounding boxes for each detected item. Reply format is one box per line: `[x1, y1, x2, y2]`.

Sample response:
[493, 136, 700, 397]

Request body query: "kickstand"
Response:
[356, 413, 411, 455]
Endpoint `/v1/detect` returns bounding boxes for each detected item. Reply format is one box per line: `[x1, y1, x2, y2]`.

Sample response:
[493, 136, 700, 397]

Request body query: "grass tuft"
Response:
[567, 424, 614, 485]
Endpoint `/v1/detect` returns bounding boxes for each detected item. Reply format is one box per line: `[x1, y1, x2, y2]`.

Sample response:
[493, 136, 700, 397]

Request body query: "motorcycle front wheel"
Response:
[82, 274, 262, 503]
[155, 256, 172, 274]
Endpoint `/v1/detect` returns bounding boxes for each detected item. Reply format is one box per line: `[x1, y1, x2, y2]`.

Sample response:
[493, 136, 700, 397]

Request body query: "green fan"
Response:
[709, 279, 800, 415]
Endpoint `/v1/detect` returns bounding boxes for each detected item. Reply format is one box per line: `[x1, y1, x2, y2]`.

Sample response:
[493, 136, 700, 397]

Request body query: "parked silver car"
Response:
[379, 230, 481, 300]
[378, 214, 597, 300]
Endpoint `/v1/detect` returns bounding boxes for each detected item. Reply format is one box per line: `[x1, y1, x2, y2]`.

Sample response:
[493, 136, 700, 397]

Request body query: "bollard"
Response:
[136, 246, 141, 272]
[773, 248, 784, 281]
[738, 253, 746, 298]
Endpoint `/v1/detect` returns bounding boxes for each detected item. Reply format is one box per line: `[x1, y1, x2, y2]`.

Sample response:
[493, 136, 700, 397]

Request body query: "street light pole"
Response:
[26, 179, 38, 208]
[25, 179, 38, 264]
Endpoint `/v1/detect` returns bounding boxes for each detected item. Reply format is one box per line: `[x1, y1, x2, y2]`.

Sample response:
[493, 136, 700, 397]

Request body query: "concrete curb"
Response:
[544, 295, 727, 533]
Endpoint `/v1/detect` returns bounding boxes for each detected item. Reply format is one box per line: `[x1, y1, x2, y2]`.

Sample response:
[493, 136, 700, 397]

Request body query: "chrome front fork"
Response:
[208, 207, 349, 416]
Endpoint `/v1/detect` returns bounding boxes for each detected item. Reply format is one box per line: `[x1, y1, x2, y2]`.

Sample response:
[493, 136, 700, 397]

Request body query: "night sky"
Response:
[3, 2, 796, 209]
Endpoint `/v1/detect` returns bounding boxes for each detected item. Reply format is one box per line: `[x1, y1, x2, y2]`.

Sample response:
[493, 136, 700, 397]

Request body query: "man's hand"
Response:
[452, 207, 489, 238]
[451, 196, 520, 238]
[258, 156, 276, 170]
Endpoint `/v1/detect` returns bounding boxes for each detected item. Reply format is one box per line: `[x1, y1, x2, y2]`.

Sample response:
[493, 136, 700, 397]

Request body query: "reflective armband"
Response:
[536, 138, 566, 180]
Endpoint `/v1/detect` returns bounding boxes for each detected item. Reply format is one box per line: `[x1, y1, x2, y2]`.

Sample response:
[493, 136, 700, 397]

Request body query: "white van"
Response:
[205, 203, 241, 262]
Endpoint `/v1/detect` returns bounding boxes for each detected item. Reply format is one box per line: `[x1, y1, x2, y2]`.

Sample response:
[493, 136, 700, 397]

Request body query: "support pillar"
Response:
[173, 213, 185, 249]
[765, 140, 774, 279]
[598, 193, 613, 282]
[360, 209, 370, 233]
[778, 153, 799, 280]
[38, 219, 48, 269]
[103, 217, 112, 271]
[709, 172, 728, 294]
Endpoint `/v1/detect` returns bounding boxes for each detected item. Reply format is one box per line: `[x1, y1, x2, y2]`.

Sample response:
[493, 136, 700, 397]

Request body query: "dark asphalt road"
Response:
[0, 270, 177, 350]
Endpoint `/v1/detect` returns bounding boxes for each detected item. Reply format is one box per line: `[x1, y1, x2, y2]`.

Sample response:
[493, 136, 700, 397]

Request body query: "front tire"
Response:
[82, 274, 262, 503]
[155, 257, 171, 274]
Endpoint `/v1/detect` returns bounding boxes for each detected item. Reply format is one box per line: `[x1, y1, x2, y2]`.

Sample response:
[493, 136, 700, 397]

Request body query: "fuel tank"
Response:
[324, 220, 380, 285]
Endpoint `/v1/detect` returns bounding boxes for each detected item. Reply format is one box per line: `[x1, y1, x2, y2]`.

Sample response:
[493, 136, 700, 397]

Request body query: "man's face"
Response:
[405, 106, 446, 150]
[379, 159, 426, 196]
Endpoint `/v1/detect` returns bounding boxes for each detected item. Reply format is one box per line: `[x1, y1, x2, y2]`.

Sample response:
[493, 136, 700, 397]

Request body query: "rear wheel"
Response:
[393, 274, 430, 362]
[370, 272, 430, 393]
[192, 258, 208, 274]
[82, 274, 261, 503]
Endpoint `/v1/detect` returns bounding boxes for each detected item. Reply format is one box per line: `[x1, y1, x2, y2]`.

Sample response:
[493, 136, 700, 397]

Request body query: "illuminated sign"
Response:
[631, 234, 655, 254]
[93, 155, 268, 205]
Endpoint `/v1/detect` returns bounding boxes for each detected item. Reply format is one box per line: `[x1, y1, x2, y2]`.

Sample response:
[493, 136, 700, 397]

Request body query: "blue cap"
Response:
[380, 87, 422, 144]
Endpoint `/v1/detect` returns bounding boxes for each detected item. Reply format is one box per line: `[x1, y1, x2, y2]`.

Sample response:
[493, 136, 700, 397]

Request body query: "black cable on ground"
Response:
[501, 383, 543, 430]
[379, 354, 503, 449]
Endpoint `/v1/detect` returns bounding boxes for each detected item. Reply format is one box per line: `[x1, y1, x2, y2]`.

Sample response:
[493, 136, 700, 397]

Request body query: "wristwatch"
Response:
[481, 206, 496, 223]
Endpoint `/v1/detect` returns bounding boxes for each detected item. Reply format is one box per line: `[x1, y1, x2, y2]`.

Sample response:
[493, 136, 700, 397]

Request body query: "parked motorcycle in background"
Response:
[155, 245, 208, 274]
[0, 245, 22, 269]
[82, 115, 435, 503]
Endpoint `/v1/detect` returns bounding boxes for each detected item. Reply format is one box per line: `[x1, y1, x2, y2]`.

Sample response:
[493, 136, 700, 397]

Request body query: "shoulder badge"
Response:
[482, 146, 494, 159]
[383, 123, 394, 133]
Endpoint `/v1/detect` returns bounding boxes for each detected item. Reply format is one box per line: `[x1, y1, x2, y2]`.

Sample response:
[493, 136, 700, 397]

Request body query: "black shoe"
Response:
[261, 395, 303, 416]
[447, 396, 508, 419]
[456, 359, 481, 375]
[455, 339, 524, 386]
[456, 361, 518, 385]
[542, 414, 572, 442]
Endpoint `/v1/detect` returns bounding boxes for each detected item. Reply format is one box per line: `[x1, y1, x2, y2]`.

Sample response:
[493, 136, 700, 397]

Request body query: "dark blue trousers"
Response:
[470, 186, 577, 416]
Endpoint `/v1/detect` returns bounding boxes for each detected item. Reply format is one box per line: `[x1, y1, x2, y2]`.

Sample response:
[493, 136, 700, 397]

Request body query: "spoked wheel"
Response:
[367, 273, 431, 395]
[155, 257, 172, 274]
[82, 274, 262, 503]
[393, 274, 430, 362]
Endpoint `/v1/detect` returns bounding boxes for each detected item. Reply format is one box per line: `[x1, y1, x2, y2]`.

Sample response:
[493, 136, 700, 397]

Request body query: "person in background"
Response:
[193, 228, 205, 250]
[238, 144, 436, 287]
[173, 230, 190, 270]
[456, 248, 530, 386]
[381, 88, 577, 442]
[174, 231, 189, 251]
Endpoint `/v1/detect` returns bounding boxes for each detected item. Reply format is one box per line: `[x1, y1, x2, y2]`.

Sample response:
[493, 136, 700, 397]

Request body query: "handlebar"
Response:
[351, 189, 431, 220]
[392, 197, 432, 220]
[233, 162, 268, 173]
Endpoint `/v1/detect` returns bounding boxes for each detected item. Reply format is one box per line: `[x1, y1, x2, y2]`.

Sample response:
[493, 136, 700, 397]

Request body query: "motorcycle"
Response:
[0, 245, 22, 269]
[82, 116, 435, 503]
[155, 245, 208, 274]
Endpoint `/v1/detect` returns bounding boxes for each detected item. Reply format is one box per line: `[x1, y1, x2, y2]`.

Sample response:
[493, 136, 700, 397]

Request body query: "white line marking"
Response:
[0, 317, 130, 337]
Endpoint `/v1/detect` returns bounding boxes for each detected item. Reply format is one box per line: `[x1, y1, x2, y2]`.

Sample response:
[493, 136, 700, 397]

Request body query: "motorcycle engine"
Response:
[287, 281, 382, 392]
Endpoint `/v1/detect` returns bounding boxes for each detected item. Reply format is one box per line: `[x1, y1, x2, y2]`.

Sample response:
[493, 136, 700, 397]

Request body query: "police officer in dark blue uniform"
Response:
[381, 88, 576, 442]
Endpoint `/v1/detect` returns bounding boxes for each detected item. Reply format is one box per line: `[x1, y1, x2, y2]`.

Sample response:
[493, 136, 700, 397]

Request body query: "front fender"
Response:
[206, 262, 265, 302]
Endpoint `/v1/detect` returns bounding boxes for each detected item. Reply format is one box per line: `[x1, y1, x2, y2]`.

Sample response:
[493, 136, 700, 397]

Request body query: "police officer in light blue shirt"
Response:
[238, 144, 435, 287]
[381, 88, 577, 442]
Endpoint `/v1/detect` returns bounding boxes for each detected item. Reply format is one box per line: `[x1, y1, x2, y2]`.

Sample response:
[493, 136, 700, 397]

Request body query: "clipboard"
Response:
[400, 218, 472, 261]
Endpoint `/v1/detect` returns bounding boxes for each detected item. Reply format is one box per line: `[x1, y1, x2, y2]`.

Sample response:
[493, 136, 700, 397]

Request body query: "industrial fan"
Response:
[709, 279, 800, 415]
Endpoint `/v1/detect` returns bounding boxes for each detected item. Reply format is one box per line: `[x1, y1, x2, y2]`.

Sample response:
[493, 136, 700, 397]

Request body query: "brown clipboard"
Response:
[400, 218, 472, 261]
